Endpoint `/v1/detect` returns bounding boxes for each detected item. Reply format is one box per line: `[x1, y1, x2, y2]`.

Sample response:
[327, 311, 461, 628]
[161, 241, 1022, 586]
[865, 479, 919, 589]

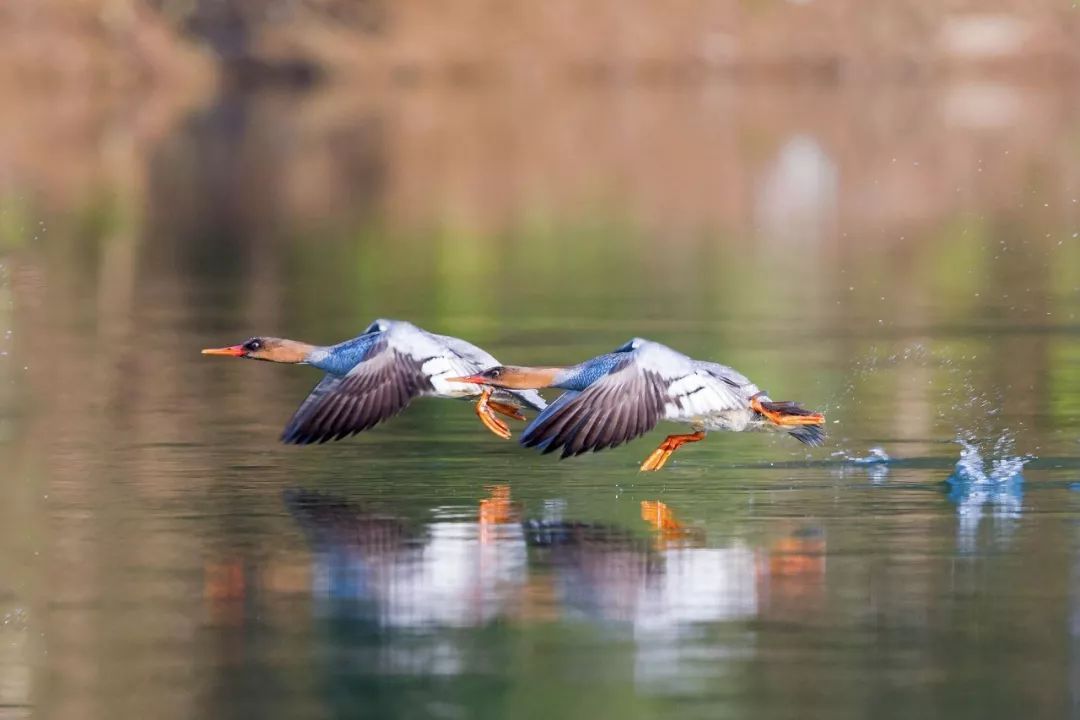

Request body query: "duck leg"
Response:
[486, 399, 526, 422]
[749, 394, 824, 426]
[639, 431, 706, 472]
[475, 387, 512, 440]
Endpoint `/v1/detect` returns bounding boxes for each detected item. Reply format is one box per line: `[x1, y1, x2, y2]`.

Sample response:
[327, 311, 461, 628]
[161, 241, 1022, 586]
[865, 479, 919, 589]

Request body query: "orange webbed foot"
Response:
[750, 395, 825, 427]
[475, 388, 512, 440]
[638, 431, 706, 472]
[487, 399, 526, 422]
[640, 447, 672, 472]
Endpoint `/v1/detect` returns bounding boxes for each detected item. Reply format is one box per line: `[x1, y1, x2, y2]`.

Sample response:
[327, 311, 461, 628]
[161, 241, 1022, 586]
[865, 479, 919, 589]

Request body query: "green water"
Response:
[2, 83, 1080, 719]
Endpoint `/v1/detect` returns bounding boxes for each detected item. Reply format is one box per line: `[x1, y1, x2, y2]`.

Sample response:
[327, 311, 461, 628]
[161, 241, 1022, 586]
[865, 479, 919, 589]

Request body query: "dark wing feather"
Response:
[281, 342, 432, 445]
[520, 390, 580, 452]
[520, 359, 666, 458]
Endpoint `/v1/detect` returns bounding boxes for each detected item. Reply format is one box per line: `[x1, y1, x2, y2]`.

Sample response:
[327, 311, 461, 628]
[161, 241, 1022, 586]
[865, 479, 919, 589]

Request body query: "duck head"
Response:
[201, 337, 315, 364]
[450, 365, 563, 390]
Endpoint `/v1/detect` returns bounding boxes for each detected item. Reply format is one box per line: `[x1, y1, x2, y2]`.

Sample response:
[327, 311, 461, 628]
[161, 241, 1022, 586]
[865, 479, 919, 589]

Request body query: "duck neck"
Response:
[304, 344, 346, 373]
[257, 339, 321, 364]
[497, 366, 565, 390]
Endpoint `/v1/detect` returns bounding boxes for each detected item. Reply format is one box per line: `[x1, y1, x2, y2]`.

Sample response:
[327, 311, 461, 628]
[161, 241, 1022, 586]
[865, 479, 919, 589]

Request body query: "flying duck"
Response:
[202, 319, 546, 443]
[450, 337, 824, 471]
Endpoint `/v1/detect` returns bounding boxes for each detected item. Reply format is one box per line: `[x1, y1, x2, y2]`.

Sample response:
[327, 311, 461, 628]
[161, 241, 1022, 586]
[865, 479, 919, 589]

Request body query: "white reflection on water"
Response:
[631, 544, 758, 690]
[287, 488, 786, 685]
[755, 134, 837, 247]
[280, 489, 837, 695]
[635, 545, 757, 630]
[311, 521, 528, 628]
[832, 446, 892, 484]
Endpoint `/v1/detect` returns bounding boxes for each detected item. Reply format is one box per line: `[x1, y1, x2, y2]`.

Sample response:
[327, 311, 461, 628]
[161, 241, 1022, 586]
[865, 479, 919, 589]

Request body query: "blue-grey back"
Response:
[312, 333, 381, 376]
[556, 352, 628, 391]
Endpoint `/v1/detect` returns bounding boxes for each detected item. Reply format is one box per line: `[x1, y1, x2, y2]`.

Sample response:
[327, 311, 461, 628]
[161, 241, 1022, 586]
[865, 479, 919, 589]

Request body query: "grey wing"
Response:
[431, 332, 500, 367]
[518, 341, 757, 458]
[433, 331, 547, 411]
[520, 356, 665, 458]
[693, 360, 760, 396]
[495, 388, 547, 412]
[281, 338, 433, 444]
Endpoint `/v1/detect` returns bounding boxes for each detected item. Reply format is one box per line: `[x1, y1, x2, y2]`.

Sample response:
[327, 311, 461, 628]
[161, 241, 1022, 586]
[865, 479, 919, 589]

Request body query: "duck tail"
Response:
[750, 394, 826, 446]
[786, 424, 826, 446]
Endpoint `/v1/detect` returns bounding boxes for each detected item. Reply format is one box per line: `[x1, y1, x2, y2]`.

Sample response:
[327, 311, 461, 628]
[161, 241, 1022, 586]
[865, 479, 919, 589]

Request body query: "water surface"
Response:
[2, 81, 1080, 719]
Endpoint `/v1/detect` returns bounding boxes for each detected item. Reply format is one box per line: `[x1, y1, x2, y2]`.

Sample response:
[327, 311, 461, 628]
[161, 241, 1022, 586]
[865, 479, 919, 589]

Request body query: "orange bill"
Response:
[201, 345, 246, 357]
[448, 375, 485, 384]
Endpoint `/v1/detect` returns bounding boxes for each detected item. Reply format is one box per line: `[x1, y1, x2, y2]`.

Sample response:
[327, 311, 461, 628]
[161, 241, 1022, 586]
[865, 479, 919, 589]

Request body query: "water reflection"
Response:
[286, 487, 528, 628]
[832, 447, 892, 484]
[278, 487, 827, 673]
[756, 134, 838, 248]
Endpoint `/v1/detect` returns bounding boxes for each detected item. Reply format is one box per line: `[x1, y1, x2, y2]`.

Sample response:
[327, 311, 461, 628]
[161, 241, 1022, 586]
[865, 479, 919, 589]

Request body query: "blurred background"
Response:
[3, 2, 1080, 719]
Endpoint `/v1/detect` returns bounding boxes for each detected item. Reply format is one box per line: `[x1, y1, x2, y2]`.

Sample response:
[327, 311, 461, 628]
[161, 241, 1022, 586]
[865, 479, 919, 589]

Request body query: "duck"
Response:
[202, 319, 547, 444]
[450, 337, 824, 471]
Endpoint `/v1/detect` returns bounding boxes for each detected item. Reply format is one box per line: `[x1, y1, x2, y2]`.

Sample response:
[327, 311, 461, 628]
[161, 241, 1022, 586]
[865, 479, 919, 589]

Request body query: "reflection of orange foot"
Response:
[639, 431, 706, 471]
[641, 500, 706, 548]
[204, 559, 246, 601]
[641, 500, 684, 531]
[475, 388, 511, 439]
[480, 484, 520, 525]
[204, 559, 248, 625]
[768, 534, 827, 578]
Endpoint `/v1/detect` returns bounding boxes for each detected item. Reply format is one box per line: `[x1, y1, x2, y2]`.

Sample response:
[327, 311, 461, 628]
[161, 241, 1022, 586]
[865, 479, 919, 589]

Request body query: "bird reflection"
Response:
[522, 513, 663, 623]
[284, 488, 419, 555]
[283, 488, 525, 627]
[201, 488, 827, 690]
[281, 486, 775, 631]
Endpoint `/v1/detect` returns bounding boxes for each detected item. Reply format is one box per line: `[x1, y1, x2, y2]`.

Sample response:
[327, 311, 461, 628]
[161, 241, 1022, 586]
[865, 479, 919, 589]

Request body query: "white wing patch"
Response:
[421, 355, 454, 377]
[666, 373, 710, 397]
[662, 370, 747, 421]
[634, 340, 697, 378]
[427, 355, 486, 397]
[376, 322, 481, 397]
[422, 355, 477, 395]
[369, 321, 541, 407]
[629, 340, 751, 422]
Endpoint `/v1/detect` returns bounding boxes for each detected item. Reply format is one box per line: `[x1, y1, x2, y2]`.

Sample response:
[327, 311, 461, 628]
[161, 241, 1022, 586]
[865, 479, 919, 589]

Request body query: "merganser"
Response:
[202, 319, 546, 444]
[450, 337, 824, 471]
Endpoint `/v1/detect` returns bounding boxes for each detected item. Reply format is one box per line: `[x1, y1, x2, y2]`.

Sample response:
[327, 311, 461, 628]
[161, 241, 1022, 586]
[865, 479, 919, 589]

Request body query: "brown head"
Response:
[449, 365, 563, 390]
[201, 336, 316, 364]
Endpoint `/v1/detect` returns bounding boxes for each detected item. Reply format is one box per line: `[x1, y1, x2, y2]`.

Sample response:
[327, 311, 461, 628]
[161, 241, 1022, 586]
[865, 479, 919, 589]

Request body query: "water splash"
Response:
[832, 447, 890, 465]
[831, 446, 891, 483]
[946, 433, 1030, 553]
[831, 343, 1005, 444]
